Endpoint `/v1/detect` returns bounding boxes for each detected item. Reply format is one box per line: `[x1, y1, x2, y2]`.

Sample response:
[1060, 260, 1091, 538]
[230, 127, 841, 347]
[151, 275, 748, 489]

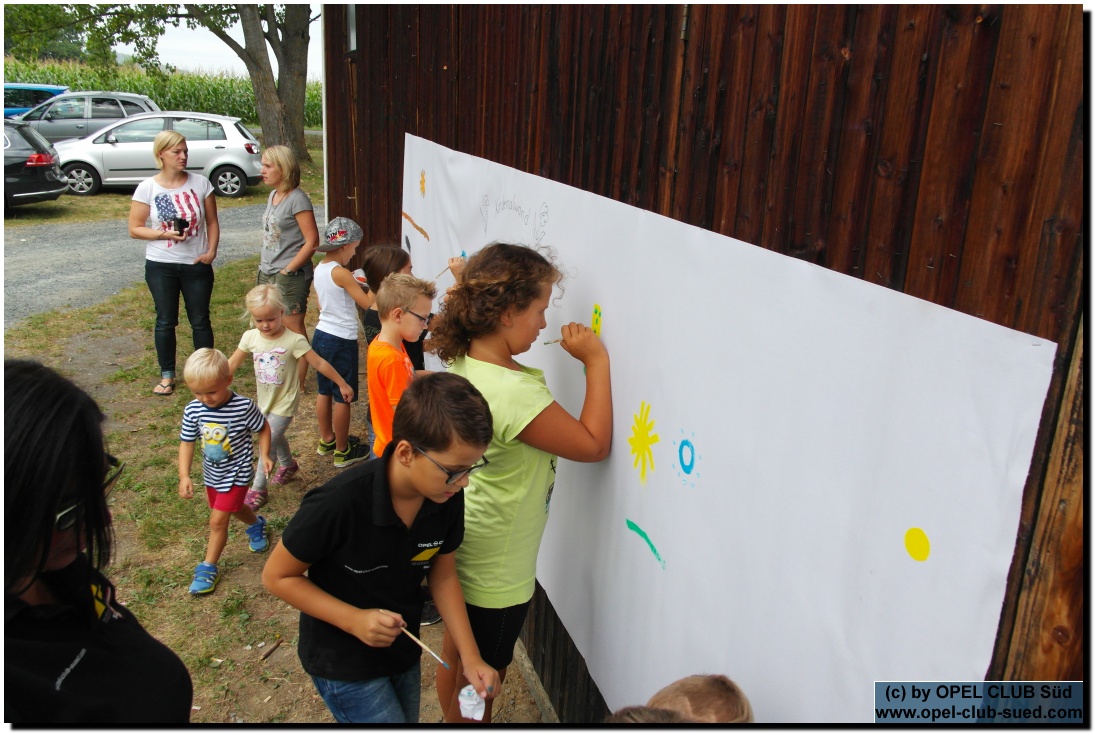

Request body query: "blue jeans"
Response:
[311, 662, 421, 723]
[145, 259, 215, 378]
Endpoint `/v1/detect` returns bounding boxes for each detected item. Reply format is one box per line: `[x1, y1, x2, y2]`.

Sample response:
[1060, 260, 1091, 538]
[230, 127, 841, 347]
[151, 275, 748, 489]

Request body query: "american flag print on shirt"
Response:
[153, 190, 202, 243]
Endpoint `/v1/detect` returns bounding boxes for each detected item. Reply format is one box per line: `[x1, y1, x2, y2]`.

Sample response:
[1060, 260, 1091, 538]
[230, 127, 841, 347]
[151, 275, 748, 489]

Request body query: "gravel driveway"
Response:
[4, 204, 328, 327]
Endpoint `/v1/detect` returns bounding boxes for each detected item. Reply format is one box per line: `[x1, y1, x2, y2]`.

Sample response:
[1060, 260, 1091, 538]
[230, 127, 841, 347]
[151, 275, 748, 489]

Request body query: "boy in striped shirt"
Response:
[178, 348, 274, 595]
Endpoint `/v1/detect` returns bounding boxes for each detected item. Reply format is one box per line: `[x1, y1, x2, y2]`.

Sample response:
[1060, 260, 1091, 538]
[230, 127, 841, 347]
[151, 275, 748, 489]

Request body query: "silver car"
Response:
[54, 111, 262, 198]
[17, 91, 160, 142]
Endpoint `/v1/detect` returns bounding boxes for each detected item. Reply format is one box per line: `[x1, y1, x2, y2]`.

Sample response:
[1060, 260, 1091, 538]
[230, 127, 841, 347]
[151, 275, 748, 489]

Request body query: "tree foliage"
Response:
[4, 4, 317, 162]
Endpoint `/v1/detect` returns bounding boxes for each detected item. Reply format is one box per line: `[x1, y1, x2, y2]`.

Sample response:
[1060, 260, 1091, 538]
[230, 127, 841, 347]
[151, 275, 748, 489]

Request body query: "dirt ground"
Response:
[52, 324, 546, 725]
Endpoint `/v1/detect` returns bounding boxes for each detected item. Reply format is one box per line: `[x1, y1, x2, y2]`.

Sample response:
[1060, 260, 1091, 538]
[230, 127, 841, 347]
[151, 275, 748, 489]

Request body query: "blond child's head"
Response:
[646, 674, 754, 723]
[604, 705, 694, 724]
[244, 283, 287, 326]
[376, 273, 437, 320]
[183, 348, 231, 389]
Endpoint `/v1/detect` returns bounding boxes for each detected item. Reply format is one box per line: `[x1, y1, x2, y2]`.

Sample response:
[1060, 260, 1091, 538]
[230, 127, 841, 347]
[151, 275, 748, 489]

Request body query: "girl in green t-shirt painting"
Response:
[426, 242, 613, 723]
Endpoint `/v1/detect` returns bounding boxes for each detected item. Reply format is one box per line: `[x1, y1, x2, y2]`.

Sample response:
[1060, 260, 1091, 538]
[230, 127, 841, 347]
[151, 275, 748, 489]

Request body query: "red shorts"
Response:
[206, 485, 248, 512]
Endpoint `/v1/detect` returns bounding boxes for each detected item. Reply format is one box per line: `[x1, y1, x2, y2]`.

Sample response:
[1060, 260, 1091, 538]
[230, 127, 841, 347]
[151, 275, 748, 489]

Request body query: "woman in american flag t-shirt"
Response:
[129, 130, 221, 398]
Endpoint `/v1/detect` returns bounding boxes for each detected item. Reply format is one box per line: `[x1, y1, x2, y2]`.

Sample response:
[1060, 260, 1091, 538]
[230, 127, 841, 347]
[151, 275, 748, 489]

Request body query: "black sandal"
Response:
[153, 379, 175, 396]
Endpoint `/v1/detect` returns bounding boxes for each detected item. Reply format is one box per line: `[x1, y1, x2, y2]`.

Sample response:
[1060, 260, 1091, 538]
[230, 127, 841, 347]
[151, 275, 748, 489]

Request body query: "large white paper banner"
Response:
[400, 134, 1057, 722]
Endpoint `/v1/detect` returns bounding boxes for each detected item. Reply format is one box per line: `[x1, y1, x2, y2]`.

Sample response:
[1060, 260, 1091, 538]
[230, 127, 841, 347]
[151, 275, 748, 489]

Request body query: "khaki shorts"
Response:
[257, 269, 313, 315]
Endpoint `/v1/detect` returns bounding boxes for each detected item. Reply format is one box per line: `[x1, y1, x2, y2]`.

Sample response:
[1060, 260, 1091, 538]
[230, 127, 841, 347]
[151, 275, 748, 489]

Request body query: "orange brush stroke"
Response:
[401, 212, 430, 241]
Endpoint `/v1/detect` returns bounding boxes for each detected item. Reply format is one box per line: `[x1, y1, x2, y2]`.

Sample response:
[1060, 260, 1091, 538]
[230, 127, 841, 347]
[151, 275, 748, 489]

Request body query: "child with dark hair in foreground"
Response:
[263, 372, 500, 723]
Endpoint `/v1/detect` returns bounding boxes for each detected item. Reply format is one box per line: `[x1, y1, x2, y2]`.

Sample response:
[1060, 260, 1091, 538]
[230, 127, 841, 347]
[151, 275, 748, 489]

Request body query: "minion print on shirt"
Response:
[201, 421, 232, 464]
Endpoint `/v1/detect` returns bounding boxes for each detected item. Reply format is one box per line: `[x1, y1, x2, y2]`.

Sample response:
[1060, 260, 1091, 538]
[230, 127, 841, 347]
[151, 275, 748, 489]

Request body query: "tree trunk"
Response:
[271, 4, 313, 163]
[189, 4, 314, 164]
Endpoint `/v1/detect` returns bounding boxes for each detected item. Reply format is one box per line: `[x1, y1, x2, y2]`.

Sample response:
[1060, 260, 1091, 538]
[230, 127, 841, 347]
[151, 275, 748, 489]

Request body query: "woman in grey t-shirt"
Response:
[257, 145, 320, 390]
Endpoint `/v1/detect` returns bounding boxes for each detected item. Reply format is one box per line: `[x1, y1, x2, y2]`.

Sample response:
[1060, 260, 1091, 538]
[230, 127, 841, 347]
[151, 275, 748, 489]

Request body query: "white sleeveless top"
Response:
[314, 261, 360, 340]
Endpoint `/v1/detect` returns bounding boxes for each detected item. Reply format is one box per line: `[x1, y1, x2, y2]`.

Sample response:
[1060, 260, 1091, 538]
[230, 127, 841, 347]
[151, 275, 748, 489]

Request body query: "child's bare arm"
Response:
[331, 265, 376, 310]
[227, 348, 249, 375]
[447, 256, 466, 281]
[303, 350, 355, 402]
[428, 552, 500, 698]
[262, 541, 405, 647]
[178, 441, 196, 498]
[518, 322, 612, 462]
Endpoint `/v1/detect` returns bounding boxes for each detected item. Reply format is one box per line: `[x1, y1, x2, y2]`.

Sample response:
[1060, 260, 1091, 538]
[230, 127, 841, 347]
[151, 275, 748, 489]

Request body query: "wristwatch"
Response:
[280, 268, 297, 276]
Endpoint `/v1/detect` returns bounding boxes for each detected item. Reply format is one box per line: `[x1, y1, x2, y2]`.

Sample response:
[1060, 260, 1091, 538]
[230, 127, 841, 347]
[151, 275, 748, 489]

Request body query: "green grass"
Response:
[4, 247, 340, 722]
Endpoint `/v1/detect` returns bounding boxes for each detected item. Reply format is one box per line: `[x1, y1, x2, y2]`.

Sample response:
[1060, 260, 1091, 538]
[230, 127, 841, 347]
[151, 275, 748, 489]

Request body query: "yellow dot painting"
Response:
[627, 401, 659, 483]
[420, 170, 426, 197]
[905, 527, 930, 561]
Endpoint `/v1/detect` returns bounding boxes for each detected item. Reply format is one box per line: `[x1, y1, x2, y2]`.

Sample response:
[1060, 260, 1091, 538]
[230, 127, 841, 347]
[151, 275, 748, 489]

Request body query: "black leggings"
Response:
[464, 600, 532, 670]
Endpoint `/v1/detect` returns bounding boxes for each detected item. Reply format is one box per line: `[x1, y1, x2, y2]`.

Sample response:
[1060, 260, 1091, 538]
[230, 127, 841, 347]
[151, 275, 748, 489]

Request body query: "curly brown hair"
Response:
[425, 242, 562, 364]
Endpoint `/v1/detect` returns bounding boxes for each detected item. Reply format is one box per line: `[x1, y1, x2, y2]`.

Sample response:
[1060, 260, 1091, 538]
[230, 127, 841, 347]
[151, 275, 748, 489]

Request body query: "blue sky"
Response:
[116, 5, 325, 81]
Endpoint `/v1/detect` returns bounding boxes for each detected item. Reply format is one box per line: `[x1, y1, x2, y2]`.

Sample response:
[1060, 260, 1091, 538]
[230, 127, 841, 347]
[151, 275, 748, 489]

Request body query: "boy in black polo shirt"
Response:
[262, 372, 500, 723]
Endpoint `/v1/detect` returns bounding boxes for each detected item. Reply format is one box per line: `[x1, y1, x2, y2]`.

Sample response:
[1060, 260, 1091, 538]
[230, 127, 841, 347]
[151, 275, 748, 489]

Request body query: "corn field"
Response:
[4, 58, 323, 128]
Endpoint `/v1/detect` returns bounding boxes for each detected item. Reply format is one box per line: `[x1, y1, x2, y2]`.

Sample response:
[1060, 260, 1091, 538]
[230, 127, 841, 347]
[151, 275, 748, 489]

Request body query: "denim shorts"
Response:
[257, 269, 313, 316]
[312, 329, 358, 403]
[311, 662, 421, 723]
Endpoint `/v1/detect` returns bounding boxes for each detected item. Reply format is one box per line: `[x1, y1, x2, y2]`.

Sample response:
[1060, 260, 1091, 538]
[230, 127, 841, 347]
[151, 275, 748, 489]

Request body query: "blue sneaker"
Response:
[246, 515, 269, 552]
[189, 562, 219, 595]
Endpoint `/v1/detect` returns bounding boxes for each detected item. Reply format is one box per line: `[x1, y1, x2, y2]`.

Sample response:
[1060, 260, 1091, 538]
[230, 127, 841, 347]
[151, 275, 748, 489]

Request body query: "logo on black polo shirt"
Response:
[411, 540, 442, 565]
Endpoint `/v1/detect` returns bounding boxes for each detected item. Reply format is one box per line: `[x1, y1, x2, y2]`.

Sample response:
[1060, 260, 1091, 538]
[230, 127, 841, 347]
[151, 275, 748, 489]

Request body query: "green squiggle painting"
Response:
[626, 519, 666, 569]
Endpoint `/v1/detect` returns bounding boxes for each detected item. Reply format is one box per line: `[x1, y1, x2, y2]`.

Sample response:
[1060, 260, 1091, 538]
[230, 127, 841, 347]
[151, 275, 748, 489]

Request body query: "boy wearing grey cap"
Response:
[313, 217, 374, 468]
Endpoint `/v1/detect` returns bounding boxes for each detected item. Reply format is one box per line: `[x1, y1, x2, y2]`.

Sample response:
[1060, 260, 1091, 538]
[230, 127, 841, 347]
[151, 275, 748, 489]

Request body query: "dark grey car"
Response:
[4, 119, 69, 211]
[17, 91, 160, 143]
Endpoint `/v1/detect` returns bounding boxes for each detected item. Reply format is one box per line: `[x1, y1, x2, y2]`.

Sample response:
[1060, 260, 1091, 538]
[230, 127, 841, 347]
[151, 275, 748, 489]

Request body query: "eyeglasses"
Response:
[411, 445, 489, 485]
[405, 309, 431, 326]
[54, 454, 126, 532]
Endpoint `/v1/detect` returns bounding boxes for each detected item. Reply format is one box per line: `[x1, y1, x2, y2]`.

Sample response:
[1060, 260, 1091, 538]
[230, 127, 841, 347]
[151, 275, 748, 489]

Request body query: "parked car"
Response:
[16, 91, 160, 142]
[4, 83, 69, 118]
[54, 111, 262, 197]
[4, 119, 69, 211]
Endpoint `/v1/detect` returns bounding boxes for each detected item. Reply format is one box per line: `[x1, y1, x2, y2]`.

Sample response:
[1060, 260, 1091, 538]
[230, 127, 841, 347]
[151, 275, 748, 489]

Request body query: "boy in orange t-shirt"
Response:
[367, 273, 437, 456]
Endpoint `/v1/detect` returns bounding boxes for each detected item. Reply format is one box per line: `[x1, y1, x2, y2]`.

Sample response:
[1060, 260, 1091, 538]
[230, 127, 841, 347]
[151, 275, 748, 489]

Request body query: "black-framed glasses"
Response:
[411, 445, 489, 485]
[406, 308, 431, 326]
[54, 454, 126, 532]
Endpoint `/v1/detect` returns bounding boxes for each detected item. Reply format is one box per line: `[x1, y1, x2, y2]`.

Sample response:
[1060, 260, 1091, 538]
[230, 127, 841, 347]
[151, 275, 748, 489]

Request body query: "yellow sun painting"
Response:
[628, 401, 660, 483]
[420, 170, 427, 197]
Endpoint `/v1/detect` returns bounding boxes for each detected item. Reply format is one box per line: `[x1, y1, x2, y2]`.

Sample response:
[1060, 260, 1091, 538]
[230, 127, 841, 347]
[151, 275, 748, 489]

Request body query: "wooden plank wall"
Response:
[324, 4, 1085, 721]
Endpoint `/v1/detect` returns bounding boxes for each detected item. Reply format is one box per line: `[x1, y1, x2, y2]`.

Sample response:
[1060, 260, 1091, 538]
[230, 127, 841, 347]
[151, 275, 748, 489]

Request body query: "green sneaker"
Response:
[333, 440, 371, 468]
[317, 434, 360, 455]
